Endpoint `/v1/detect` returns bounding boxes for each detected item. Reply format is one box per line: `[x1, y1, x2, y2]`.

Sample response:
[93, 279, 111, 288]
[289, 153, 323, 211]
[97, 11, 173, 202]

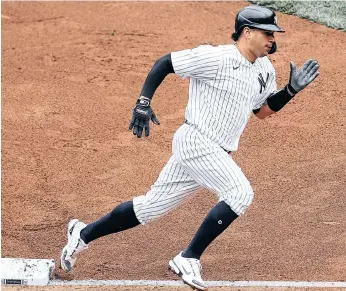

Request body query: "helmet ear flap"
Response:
[268, 42, 277, 54]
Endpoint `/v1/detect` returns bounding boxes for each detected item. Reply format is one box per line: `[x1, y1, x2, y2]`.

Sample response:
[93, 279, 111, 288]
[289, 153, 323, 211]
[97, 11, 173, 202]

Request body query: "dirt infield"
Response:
[2, 1, 346, 287]
[4, 287, 346, 291]
[3, 287, 346, 291]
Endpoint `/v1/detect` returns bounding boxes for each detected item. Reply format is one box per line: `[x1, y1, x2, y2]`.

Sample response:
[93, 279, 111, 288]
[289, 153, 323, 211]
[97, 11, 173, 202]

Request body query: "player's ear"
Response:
[243, 27, 251, 39]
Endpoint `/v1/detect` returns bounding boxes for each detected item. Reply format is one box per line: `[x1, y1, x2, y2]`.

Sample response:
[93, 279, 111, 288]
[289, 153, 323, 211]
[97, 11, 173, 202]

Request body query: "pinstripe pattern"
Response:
[172, 44, 276, 152]
[133, 44, 276, 223]
[172, 123, 254, 215]
[133, 155, 201, 224]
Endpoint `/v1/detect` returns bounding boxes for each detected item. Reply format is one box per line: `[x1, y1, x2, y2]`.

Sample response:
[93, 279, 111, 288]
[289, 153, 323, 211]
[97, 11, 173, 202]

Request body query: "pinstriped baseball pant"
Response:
[133, 123, 254, 225]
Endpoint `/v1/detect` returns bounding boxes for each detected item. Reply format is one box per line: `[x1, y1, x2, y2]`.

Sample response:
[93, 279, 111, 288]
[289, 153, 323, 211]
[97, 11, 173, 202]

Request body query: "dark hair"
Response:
[231, 27, 244, 41]
[232, 32, 239, 41]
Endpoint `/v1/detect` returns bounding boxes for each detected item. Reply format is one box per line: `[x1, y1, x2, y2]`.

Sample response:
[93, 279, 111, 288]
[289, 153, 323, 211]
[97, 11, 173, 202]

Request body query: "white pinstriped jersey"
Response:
[133, 44, 272, 221]
[171, 44, 277, 151]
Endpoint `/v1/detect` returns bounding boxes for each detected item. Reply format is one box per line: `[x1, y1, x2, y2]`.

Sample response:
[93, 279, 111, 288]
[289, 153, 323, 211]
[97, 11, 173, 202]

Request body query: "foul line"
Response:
[49, 280, 346, 288]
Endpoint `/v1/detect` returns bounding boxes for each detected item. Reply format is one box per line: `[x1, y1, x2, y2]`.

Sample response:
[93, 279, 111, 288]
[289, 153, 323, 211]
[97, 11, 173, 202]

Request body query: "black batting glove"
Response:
[129, 96, 160, 138]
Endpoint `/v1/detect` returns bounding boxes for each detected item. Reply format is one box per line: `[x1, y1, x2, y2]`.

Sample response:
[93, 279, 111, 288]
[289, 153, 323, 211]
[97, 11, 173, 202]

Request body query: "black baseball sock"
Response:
[80, 200, 140, 244]
[182, 201, 238, 260]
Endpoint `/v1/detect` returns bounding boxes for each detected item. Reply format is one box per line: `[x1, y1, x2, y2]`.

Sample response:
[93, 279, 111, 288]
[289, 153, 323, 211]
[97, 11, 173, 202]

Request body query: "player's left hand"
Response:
[129, 96, 160, 138]
[289, 59, 320, 93]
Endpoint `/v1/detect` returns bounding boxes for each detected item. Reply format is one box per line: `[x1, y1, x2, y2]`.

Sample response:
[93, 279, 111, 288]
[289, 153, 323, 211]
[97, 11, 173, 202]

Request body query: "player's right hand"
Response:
[289, 59, 320, 93]
[129, 96, 160, 138]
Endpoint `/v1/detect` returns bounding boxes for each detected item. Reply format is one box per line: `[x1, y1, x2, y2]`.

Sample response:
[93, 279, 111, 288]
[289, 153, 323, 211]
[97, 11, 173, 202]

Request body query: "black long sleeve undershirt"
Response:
[253, 84, 298, 114]
[140, 53, 175, 99]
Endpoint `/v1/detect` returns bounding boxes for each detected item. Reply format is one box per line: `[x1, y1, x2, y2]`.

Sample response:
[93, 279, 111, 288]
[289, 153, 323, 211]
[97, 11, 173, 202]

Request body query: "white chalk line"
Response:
[49, 279, 346, 288]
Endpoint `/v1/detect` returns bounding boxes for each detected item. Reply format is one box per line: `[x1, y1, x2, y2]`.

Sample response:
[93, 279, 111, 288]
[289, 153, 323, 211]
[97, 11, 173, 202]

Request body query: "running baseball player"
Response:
[60, 5, 319, 290]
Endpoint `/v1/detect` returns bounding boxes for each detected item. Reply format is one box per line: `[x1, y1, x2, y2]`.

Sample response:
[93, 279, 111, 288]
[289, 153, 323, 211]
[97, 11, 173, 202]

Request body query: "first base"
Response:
[1, 258, 55, 286]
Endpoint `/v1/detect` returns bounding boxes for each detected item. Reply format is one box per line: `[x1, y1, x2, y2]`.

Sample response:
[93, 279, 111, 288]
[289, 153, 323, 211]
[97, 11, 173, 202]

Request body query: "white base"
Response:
[1, 258, 55, 286]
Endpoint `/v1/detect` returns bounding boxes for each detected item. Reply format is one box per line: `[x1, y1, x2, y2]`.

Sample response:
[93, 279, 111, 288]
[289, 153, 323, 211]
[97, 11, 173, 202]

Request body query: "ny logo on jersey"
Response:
[257, 72, 269, 94]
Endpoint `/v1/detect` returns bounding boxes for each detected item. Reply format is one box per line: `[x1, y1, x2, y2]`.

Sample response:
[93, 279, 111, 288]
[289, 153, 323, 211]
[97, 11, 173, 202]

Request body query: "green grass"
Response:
[248, 1, 346, 31]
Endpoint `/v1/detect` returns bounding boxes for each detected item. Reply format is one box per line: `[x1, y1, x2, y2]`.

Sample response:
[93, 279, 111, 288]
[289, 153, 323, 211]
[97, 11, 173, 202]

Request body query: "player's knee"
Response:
[133, 195, 156, 225]
[132, 195, 171, 225]
[222, 184, 254, 216]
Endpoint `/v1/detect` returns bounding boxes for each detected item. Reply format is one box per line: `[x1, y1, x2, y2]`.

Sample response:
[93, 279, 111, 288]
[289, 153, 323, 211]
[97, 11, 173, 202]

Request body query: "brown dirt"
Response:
[4, 288, 346, 291]
[2, 288, 346, 291]
[2, 1, 346, 288]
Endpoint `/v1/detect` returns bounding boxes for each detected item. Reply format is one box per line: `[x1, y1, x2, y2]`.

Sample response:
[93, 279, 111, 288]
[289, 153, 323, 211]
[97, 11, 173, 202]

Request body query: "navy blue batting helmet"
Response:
[232, 6, 285, 53]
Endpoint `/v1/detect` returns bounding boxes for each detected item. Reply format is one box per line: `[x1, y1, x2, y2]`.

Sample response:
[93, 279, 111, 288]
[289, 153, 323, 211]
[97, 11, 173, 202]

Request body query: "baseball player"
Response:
[60, 5, 319, 290]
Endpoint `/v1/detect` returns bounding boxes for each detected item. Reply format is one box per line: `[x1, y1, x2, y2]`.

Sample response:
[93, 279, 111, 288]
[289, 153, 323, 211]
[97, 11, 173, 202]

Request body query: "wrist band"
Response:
[137, 96, 151, 106]
[286, 84, 298, 96]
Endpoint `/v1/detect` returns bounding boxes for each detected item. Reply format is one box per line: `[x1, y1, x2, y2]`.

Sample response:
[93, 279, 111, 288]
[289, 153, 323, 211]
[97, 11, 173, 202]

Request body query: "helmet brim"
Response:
[249, 23, 285, 32]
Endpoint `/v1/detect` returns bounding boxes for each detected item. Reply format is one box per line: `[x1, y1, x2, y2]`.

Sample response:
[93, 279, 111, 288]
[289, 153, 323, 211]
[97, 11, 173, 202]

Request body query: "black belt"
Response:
[184, 120, 232, 154]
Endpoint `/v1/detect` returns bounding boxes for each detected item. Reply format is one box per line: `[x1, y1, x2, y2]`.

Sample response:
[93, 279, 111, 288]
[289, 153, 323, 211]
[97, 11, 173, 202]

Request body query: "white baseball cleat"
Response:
[169, 252, 208, 291]
[60, 219, 88, 272]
